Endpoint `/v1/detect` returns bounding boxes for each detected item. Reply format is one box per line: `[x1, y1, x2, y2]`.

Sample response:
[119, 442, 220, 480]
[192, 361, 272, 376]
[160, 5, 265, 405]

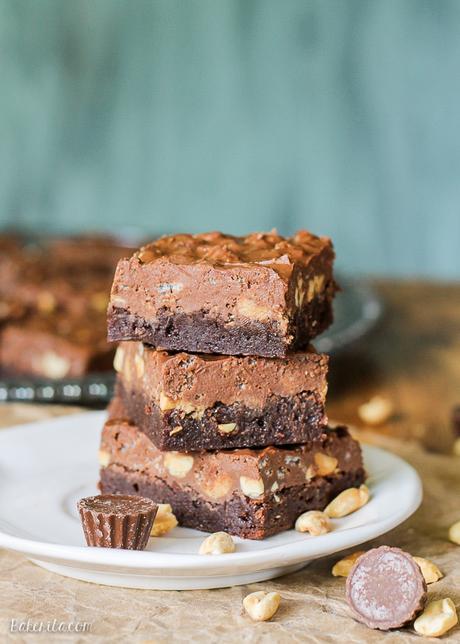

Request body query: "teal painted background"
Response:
[1, 0, 460, 277]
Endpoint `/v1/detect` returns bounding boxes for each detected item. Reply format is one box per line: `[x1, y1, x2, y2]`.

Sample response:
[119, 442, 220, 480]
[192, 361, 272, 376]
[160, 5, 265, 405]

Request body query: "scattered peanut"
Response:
[314, 453, 338, 476]
[295, 511, 331, 536]
[150, 504, 178, 537]
[324, 485, 370, 518]
[448, 520, 460, 545]
[199, 532, 235, 555]
[453, 438, 460, 457]
[413, 557, 443, 584]
[39, 352, 71, 379]
[413, 598, 458, 637]
[331, 550, 366, 577]
[243, 591, 281, 622]
[358, 396, 393, 426]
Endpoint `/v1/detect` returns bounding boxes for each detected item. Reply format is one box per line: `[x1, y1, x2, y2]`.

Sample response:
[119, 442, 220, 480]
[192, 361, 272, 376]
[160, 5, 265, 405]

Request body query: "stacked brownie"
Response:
[100, 231, 365, 539]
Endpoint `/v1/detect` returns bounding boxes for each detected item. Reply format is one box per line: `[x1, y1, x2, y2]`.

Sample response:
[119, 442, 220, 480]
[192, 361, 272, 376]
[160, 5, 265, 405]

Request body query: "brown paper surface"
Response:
[0, 404, 459, 643]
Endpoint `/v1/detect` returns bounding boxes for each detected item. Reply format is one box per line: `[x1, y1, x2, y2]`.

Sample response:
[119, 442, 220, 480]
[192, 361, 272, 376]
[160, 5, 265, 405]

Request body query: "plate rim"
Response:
[0, 412, 422, 576]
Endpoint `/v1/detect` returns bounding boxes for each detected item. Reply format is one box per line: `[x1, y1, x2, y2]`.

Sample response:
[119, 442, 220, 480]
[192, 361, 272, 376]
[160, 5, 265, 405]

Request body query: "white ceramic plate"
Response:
[0, 412, 421, 590]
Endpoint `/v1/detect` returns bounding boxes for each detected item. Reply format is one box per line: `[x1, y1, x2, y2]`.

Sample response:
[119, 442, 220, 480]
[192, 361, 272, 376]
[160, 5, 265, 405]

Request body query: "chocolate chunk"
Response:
[78, 494, 157, 550]
[452, 405, 460, 437]
[346, 546, 427, 630]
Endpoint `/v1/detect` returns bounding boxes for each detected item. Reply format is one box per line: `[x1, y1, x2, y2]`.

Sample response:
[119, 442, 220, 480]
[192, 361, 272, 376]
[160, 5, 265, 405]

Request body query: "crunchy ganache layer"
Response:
[114, 341, 329, 411]
[107, 231, 336, 355]
[99, 415, 364, 506]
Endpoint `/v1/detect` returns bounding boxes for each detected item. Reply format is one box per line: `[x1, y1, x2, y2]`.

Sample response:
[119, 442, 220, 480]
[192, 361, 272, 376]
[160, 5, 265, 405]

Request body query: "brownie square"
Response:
[107, 231, 336, 357]
[99, 401, 365, 539]
[0, 234, 134, 378]
[0, 311, 114, 378]
[114, 341, 329, 450]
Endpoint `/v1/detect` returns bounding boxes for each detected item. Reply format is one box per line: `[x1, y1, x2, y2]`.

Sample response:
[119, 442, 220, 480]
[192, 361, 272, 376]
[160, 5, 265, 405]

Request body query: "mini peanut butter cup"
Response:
[78, 494, 157, 550]
[346, 546, 427, 630]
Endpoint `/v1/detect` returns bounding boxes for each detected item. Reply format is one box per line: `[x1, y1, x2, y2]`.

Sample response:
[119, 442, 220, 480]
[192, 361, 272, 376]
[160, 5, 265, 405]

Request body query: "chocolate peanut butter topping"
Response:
[116, 341, 328, 410]
[135, 231, 332, 268]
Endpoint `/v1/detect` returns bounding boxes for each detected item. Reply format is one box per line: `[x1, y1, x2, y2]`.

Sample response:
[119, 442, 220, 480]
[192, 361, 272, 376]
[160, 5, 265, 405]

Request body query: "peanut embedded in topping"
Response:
[294, 276, 305, 308]
[239, 476, 264, 499]
[217, 422, 237, 434]
[163, 452, 194, 478]
[314, 453, 338, 476]
[98, 449, 110, 468]
[307, 274, 325, 302]
[202, 474, 232, 499]
[113, 346, 124, 373]
[159, 392, 176, 411]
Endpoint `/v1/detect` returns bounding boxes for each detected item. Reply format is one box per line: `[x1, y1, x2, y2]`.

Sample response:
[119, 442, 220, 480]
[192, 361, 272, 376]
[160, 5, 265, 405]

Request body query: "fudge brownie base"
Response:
[100, 465, 365, 539]
[119, 382, 327, 450]
[108, 294, 333, 358]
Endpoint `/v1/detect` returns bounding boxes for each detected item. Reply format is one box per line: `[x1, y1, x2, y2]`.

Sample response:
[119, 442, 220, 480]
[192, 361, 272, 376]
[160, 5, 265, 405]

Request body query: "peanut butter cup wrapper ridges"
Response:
[78, 494, 157, 550]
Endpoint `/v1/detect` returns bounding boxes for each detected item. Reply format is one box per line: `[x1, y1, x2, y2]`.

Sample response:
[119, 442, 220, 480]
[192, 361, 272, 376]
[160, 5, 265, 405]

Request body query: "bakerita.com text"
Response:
[10, 619, 91, 634]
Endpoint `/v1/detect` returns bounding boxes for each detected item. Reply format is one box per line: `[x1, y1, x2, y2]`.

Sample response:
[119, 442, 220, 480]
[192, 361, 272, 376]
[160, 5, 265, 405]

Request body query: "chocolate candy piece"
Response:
[78, 494, 157, 550]
[346, 546, 427, 630]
